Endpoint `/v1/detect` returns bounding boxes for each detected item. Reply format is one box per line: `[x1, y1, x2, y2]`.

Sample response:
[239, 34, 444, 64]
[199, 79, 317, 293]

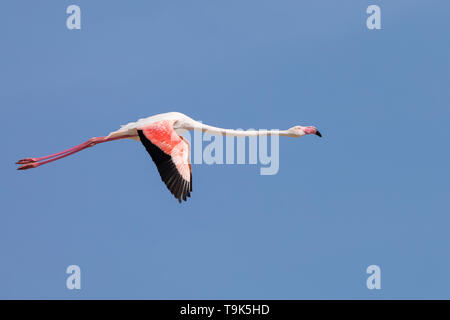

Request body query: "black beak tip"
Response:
[315, 130, 322, 138]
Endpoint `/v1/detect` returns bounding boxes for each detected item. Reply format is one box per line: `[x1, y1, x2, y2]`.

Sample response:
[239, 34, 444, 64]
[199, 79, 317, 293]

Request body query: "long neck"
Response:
[189, 120, 293, 137]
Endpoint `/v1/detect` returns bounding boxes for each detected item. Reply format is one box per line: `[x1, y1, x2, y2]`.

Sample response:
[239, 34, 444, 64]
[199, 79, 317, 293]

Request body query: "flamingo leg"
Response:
[16, 140, 96, 164]
[17, 146, 94, 170]
[16, 135, 137, 170]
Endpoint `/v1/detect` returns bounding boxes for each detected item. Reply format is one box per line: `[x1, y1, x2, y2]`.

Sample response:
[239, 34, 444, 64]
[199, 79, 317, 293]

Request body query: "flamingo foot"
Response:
[16, 158, 37, 164]
[17, 162, 40, 170]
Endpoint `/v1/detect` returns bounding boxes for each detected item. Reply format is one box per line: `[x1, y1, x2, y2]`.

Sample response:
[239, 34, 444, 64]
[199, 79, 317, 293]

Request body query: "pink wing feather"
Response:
[137, 120, 192, 203]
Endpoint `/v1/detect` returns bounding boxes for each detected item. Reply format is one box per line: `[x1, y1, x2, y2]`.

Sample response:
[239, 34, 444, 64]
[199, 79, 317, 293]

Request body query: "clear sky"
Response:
[1, 0, 449, 299]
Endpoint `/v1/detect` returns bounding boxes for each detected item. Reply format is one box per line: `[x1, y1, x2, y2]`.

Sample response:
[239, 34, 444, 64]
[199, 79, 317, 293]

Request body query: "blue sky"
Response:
[1, 0, 449, 299]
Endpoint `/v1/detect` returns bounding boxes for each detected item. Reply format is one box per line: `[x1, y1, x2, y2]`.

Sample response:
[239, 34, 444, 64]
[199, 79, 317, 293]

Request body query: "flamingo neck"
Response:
[189, 121, 292, 137]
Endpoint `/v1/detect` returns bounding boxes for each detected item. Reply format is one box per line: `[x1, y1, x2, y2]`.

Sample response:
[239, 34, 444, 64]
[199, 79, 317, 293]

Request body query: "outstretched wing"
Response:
[137, 120, 192, 203]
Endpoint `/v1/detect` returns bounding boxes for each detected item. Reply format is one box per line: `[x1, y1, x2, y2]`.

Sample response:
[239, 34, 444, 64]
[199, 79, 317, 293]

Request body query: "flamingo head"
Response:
[288, 126, 322, 138]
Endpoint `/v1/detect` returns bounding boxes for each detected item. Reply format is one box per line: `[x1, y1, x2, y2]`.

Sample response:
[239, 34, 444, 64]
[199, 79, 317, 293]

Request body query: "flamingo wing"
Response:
[137, 120, 192, 203]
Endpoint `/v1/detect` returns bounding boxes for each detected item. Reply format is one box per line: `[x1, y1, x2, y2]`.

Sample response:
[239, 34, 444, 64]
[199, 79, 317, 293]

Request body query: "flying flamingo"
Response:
[16, 112, 322, 203]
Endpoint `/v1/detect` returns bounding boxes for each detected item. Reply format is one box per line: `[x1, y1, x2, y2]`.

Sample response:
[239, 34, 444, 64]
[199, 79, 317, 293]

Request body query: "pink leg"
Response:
[16, 140, 95, 164]
[16, 135, 137, 170]
[17, 145, 95, 170]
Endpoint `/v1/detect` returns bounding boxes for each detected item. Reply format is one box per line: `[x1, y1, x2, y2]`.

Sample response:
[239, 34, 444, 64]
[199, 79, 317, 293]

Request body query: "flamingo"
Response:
[16, 112, 322, 203]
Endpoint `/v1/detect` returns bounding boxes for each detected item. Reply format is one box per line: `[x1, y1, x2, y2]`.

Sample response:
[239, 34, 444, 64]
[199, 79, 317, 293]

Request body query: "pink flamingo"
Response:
[16, 112, 321, 202]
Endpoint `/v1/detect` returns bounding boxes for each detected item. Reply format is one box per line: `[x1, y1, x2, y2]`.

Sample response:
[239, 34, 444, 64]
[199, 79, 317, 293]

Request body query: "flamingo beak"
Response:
[315, 130, 322, 137]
